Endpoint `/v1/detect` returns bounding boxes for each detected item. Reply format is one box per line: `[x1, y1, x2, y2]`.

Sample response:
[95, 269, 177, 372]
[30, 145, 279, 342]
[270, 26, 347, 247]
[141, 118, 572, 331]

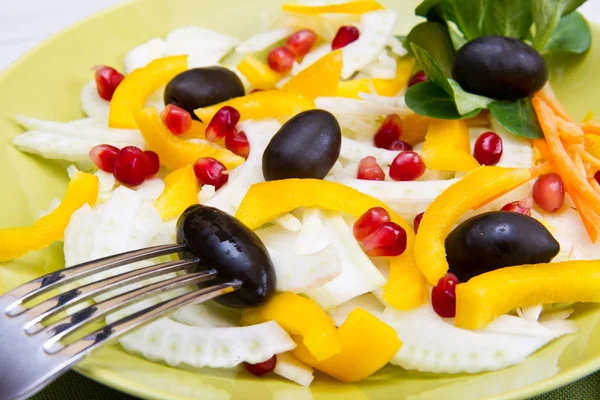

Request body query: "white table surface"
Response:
[1, 0, 600, 72]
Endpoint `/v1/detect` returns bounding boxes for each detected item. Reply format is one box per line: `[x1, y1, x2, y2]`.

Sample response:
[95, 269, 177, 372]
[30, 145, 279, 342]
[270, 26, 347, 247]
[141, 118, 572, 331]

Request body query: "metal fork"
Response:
[0, 243, 242, 400]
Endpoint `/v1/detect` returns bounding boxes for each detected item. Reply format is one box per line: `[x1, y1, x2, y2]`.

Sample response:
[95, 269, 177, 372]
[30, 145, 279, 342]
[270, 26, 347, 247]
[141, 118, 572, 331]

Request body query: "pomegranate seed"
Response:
[332, 26, 360, 50]
[353, 207, 391, 241]
[285, 29, 317, 59]
[267, 46, 295, 73]
[431, 273, 458, 318]
[160, 104, 192, 135]
[93, 65, 124, 101]
[144, 151, 160, 178]
[501, 198, 533, 216]
[244, 355, 277, 376]
[226, 130, 250, 159]
[374, 115, 403, 149]
[413, 212, 424, 234]
[357, 156, 385, 181]
[473, 132, 503, 166]
[408, 71, 428, 87]
[387, 140, 412, 151]
[595, 171, 600, 185]
[361, 222, 407, 257]
[114, 146, 148, 187]
[89, 144, 119, 173]
[389, 151, 426, 181]
[533, 173, 565, 212]
[205, 106, 240, 142]
[193, 157, 228, 190]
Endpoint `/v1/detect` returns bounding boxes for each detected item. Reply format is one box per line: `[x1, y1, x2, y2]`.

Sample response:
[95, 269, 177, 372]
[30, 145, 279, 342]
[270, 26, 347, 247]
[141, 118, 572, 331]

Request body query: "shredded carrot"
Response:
[573, 153, 588, 179]
[589, 177, 600, 194]
[557, 118, 584, 139]
[532, 96, 600, 217]
[533, 139, 553, 162]
[536, 84, 573, 122]
[582, 151, 600, 171]
[530, 161, 553, 177]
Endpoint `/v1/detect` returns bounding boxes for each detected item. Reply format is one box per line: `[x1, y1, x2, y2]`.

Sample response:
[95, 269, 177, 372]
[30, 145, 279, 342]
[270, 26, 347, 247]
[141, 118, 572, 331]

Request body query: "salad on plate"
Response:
[4, 0, 600, 388]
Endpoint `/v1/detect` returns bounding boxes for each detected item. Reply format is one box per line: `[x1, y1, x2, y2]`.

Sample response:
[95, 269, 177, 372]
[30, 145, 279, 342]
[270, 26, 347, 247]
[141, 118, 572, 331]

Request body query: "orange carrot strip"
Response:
[530, 161, 553, 177]
[582, 152, 600, 171]
[557, 118, 584, 139]
[533, 139, 553, 162]
[532, 96, 600, 215]
[537, 84, 573, 122]
[570, 187, 600, 242]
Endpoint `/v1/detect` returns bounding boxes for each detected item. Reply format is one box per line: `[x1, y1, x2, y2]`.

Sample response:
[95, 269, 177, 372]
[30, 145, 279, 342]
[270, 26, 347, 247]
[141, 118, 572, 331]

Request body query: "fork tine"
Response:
[22, 258, 200, 335]
[41, 270, 218, 354]
[57, 281, 240, 361]
[3, 243, 186, 317]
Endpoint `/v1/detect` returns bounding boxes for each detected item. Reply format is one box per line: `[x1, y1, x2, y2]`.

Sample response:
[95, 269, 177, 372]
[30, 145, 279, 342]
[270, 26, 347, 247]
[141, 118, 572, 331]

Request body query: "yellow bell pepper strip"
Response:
[235, 179, 428, 310]
[237, 55, 284, 91]
[282, 0, 384, 15]
[154, 165, 199, 221]
[455, 260, 600, 330]
[109, 55, 187, 129]
[241, 292, 342, 362]
[421, 119, 480, 172]
[0, 172, 99, 262]
[415, 166, 532, 285]
[195, 90, 315, 123]
[179, 120, 207, 139]
[133, 108, 244, 170]
[282, 50, 343, 101]
[336, 58, 414, 99]
[300, 308, 401, 382]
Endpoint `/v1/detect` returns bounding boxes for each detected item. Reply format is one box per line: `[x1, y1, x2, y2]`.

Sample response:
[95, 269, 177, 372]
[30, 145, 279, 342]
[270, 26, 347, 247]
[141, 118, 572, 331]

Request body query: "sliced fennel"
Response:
[235, 28, 293, 54]
[123, 38, 167, 74]
[469, 120, 534, 169]
[293, 208, 325, 253]
[272, 213, 302, 232]
[305, 213, 385, 309]
[383, 305, 576, 373]
[173, 303, 241, 328]
[274, 352, 315, 387]
[119, 318, 295, 368]
[328, 293, 385, 327]
[362, 50, 397, 80]
[165, 26, 240, 68]
[339, 136, 402, 164]
[80, 80, 109, 118]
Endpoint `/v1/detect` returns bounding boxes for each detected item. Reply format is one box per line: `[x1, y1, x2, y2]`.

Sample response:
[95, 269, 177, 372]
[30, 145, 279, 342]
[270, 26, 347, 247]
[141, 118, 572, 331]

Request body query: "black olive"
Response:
[452, 36, 548, 101]
[262, 109, 341, 181]
[164, 67, 245, 121]
[445, 211, 560, 282]
[176, 205, 276, 308]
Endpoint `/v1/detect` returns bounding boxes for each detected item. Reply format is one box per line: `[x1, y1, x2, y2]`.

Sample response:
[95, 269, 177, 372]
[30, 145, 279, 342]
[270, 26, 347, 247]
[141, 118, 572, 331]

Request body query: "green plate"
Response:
[1, 1, 599, 399]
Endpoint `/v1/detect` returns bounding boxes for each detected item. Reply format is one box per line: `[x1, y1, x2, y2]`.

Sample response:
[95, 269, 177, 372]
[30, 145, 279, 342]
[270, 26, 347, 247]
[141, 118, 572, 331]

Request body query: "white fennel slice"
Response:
[334, 178, 459, 219]
[235, 28, 293, 54]
[94, 170, 115, 193]
[383, 305, 576, 374]
[124, 38, 167, 74]
[387, 36, 407, 57]
[165, 26, 239, 68]
[339, 136, 402, 164]
[205, 120, 280, 214]
[341, 10, 397, 79]
[80, 80, 109, 118]
[469, 120, 534, 169]
[119, 318, 295, 368]
[274, 352, 315, 387]
[362, 50, 397, 80]
[173, 303, 240, 328]
[328, 293, 384, 327]
[305, 213, 385, 309]
[272, 213, 302, 232]
[135, 178, 166, 201]
[198, 184, 216, 203]
[315, 96, 409, 119]
[293, 208, 325, 253]
[358, 93, 407, 109]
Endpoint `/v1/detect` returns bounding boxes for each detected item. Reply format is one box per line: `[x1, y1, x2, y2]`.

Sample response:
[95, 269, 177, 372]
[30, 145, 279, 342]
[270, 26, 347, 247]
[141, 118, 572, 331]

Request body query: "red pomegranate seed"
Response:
[267, 46, 295, 73]
[389, 151, 426, 181]
[114, 146, 148, 187]
[357, 156, 385, 181]
[374, 115, 403, 149]
[226, 130, 250, 159]
[387, 140, 412, 151]
[408, 71, 428, 87]
[431, 273, 458, 318]
[244, 355, 277, 376]
[89, 144, 119, 173]
[93, 65, 124, 101]
[160, 104, 192, 135]
[144, 151, 160, 178]
[501, 198, 533, 216]
[473, 132, 503, 166]
[332, 26, 360, 50]
[205, 106, 240, 142]
[595, 171, 600, 185]
[533, 173, 565, 212]
[353, 207, 391, 241]
[413, 212, 424, 234]
[193, 157, 229, 190]
[361, 222, 407, 257]
[285, 29, 317, 59]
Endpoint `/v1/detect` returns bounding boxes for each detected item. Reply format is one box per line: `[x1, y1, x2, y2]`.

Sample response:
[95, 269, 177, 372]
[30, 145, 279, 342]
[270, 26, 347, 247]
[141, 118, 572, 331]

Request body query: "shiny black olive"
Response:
[164, 67, 245, 121]
[176, 205, 276, 308]
[262, 109, 341, 181]
[445, 211, 560, 282]
[452, 36, 548, 101]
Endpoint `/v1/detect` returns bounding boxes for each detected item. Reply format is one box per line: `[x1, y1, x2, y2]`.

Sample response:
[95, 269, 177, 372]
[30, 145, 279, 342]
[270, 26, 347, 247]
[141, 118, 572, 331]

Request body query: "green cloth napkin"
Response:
[31, 370, 600, 400]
